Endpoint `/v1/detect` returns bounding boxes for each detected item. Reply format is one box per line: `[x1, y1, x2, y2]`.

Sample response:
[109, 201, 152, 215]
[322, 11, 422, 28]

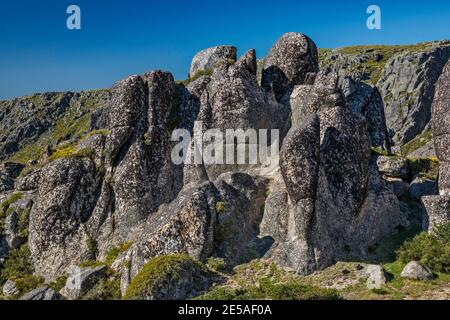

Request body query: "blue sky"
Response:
[0, 0, 449, 99]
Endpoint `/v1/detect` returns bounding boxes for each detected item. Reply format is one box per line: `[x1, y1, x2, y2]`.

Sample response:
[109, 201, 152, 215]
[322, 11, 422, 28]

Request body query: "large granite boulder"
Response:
[262, 32, 319, 102]
[262, 71, 401, 274]
[422, 58, 450, 233]
[28, 157, 100, 280]
[400, 261, 433, 280]
[376, 156, 410, 179]
[189, 46, 237, 78]
[112, 182, 218, 294]
[422, 195, 450, 233]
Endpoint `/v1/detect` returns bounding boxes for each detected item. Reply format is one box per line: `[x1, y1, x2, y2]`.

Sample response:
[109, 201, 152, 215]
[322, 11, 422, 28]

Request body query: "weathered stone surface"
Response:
[289, 71, 343, 132]
[29, 157, 100, 280]
[20, 285, 62, 300]
[262, 32, 318, 102]
[60, 265, 107, 299]
[386, 178, 409, 198]
[280, 114, 320, 203]
[195, 50, 290, 180]
[421, 195, 450, 232]
[2, 279, 19, 296]
[213, 172, 269, 267]
[189, 46, 237, 78]
[113, 182, 218, 294]
[76, 133, 106, 168]
[432, 58, 450, 196]
[0, 162, 24, 192]
[339, 77, 390, 150]
[15, 169, 41, 191]
[376, 156, 410, 179]
[409, 177, 438, 201]
[99, 71, 179, 247]
[264, 98, 400, 274]
[401, 261, 434, 280]
[4, 197, 33, 249]
[379, 42, 450, 145]
[366, 265, 387, 289]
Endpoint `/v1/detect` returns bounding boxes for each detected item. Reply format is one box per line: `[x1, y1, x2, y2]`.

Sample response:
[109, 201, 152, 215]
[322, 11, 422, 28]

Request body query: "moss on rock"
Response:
[123, 254, 214, 300]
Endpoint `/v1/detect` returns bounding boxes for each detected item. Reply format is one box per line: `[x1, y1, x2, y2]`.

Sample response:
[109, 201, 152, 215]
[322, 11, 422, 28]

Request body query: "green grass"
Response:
[401, 130, 433, 156]
[180, 69, 213, 86]
[196, 277, 341, 300]
[0, 244, 44, 296]
[408, 157, 440, 181]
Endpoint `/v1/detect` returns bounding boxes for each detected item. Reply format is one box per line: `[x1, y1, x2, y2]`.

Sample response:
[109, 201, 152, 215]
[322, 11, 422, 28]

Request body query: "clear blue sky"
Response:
[0, 0, 449, 99]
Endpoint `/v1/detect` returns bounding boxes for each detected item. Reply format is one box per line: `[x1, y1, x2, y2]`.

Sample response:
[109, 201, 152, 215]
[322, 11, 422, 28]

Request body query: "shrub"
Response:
[105, 242, 133, 266]
[207, 257, 226, 272]
[1, 244, 34, 280]
[215, 201, 225, 214]
[0, 244, 44, 295]
[408, 157, 439, 181]
[81, 278, 121, 300]
[181, 69, 213, 86]
[48, 275, 68, 292]
[396, 223, 450, 273]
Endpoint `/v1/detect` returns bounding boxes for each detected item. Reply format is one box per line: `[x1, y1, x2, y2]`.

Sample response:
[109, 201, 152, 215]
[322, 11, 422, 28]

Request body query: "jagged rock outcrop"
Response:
[339, 77, 390, 150]
[422, 58, 450, 232]
[28, 157, 100, 279]
[3, 32, 437, 298]
[113, 182, 218, 294]
[262, 33, 318, 102]
[192, 48, 290, 180]
[378, 41, 450, 145]
[189, 46, 237, 78]
[0, 90, 110, 161]
[262, 70, 401, 274]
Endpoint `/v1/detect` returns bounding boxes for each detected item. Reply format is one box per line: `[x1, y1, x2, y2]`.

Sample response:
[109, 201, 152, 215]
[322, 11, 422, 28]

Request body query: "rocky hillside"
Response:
[0, 33, 449, 300]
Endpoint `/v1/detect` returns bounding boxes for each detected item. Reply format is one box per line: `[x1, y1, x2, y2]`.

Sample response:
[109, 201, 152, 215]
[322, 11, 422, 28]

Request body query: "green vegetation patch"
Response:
[195, 277, 341, 300]
[396, 223, 450, 273]
[408, 157, 439, 181]
[0, 244, 44, 296]
[401, 130, 433, 156]
[180, 69, 213, 86]
[123, 254, 210, 300]
[105, 241, 134, 266]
